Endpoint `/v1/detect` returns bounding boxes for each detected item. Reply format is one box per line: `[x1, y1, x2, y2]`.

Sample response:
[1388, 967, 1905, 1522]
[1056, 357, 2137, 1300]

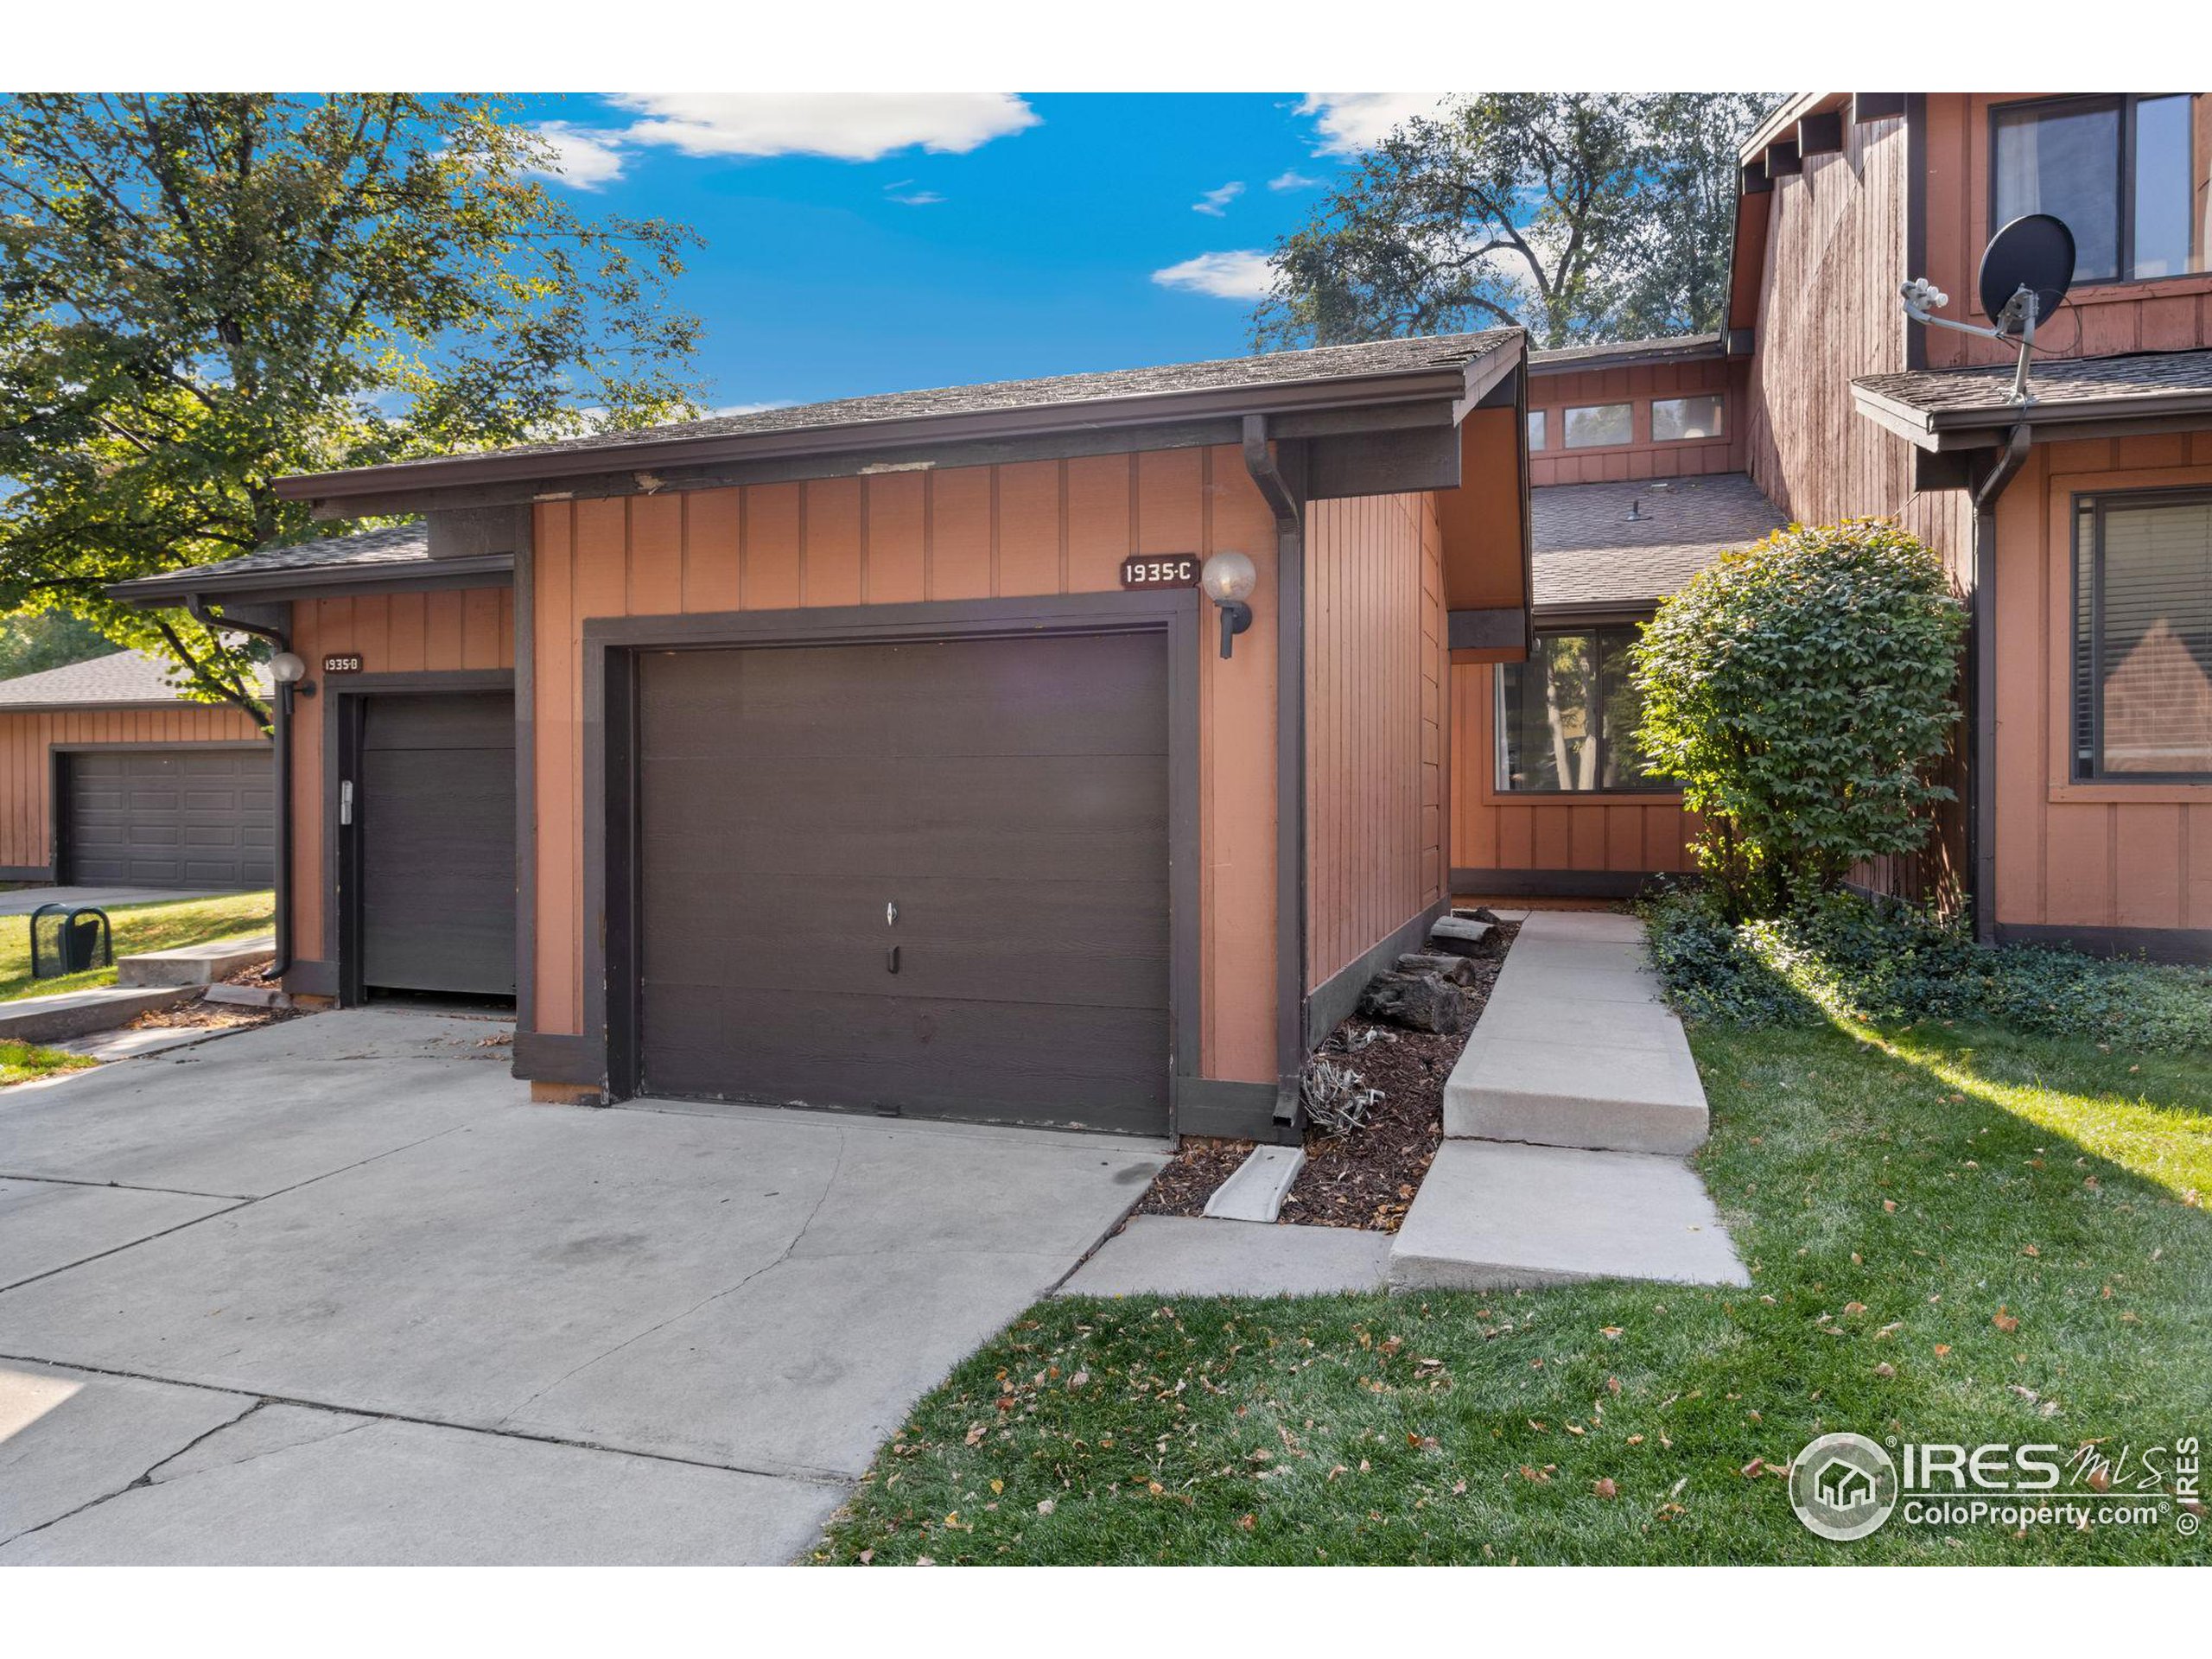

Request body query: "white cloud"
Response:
[1152, 250, 1276, 301]
[608, 93, 1039, 162]
[1268, 169, 1322, 191]
[1297, 92, 1447, 156]
[526, 121, 630, 188]
[710, 401, 797, 417]
[887, 187, 945, 207]
[1192, 181, 1244, 217]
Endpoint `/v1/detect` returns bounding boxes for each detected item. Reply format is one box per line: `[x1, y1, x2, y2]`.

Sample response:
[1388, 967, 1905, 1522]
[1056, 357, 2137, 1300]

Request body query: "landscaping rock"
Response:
[1426, 915, 1497, 959]
[1395, 951, 1475, 986]
[1357, 970, 1471, 1034]
[1452, 906, 1503, 925]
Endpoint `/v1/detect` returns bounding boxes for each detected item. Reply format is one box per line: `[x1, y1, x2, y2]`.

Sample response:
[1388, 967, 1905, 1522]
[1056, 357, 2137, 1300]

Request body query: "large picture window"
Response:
[2073, 490, 2212, 781]
[1496, 626, 1668, 792]
[1992, 94, 2202, 285]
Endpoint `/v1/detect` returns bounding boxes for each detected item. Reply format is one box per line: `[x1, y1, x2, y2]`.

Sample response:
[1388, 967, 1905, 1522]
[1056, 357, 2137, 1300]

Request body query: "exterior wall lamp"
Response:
[270, 651, 316, 697]
[1200, 550, 1256, 659]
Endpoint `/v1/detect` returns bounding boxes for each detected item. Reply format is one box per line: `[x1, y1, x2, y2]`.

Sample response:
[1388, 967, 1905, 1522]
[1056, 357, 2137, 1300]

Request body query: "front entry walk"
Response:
[1389, 909, 1748, 1290]
[0, 1009, 1165, 1564]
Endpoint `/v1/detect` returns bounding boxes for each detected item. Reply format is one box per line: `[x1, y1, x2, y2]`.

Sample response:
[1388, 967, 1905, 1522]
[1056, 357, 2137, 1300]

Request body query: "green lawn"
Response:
[817, 1017, 2210, 1564]
[0, 1038, 98, 1087]
[0, 890, 273, 1003]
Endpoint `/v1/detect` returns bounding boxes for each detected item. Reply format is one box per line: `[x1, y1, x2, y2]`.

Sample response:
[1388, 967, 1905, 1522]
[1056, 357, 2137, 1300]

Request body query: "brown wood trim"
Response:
[1995, 923, 2212, 967]
[1853, 94, 1909, 124]
[513, 510, 538, 1043]
[1304, 899, 1446, 1052]
[1764, 140, 1802, 179]
[0, 864, 55, 882]
[114, 555, 514, 607]
[512, 1029, 605, 1085]
[1174, 1077, 1298, 1146]
[580, 590, 1205, 1123]
[1448, 607, 1526, 651]
[1451, 867, 1663, 899]
[1739, 160, 1772, 197]
[1906, 94, 1929, 372]
[320, 670, 518, 1006]
[282, 957, 340, 998]
[1797, 111, 1845, 157]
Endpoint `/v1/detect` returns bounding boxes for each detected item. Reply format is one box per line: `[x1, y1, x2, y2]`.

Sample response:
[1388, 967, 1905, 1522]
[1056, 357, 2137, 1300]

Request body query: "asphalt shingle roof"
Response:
[358, 330, 1522, 469]
[0, 647, 268, 709]
[1854, 348, 2212, 415]
[1530, 474, 1787, 611]
[1529, 333, 1724, 372]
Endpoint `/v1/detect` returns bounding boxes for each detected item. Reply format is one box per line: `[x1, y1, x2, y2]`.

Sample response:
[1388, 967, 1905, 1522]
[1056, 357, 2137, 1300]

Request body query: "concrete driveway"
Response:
[0, 885, 246, 916]
[0, 1008, 1164, 1564]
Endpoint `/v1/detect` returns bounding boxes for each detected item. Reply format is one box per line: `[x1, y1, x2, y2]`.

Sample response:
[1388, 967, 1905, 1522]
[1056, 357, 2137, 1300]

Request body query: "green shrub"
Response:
[1633, 519, 1966, 916]
[1643, 887, 2212, 1051]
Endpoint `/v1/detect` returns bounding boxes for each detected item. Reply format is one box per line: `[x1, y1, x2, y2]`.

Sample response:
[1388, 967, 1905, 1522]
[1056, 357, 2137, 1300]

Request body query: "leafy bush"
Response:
[1643, 887, 2212, 1052]
[1633, 520, 1966, 915]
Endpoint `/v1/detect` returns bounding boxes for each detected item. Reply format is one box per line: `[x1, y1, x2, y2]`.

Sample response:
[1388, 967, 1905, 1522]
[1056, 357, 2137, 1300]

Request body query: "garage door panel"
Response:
[357, 699, 516, 998]
[644, 987, 1167, 1132]
[62, 748, 272, 889]
[638, 632, 1171, 1132]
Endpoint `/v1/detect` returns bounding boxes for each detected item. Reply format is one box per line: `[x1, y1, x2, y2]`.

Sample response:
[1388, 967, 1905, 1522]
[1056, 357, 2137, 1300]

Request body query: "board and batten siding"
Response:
[1991, 435, 2212, 937]
[0, 702, 266, 876]
[1303, 490, 1447, 992]
[1529, 356, 1748, 488]
[287, 586, 515, 963]
[1447, 662, 1699, 886]
[529, 446, 1286, 1085]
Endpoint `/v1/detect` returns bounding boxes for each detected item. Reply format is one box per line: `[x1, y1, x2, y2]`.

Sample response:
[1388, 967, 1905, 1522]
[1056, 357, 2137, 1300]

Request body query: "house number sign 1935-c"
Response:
[1120, 554, 1199, 589]
[323, 654, 365, 674]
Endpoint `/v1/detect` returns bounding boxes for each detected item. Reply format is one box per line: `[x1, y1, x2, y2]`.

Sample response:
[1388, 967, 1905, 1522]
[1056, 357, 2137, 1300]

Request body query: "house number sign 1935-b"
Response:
[1120, 554, 1198, 589]
[323, 654, 364, 674]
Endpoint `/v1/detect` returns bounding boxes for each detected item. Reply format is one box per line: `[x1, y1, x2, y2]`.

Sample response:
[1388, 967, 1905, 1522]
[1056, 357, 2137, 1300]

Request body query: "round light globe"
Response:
[1200, 550, 1256, 605]
[270, 651, 308, 684]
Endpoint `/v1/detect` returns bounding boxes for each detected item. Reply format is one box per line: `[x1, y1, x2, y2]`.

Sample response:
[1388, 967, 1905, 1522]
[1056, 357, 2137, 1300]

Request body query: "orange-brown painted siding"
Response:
[1447, 662, 1700, 884]
[1529, 356, 1748, 487]
[530, 450, 1286, 1084]
[0, 703, 266, 874]
[1991, 435, 2212, 933]
[287, 587, 515, 963]
[1304, 491, 1447, 990]
[1922, 94, 2212, 369]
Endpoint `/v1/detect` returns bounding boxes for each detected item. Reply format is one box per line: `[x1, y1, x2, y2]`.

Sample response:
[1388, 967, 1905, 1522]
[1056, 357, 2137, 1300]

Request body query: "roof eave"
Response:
[273, 346, 1520, 510]
[1852, 383, 2212, 451]
[106, 549, 512, 607]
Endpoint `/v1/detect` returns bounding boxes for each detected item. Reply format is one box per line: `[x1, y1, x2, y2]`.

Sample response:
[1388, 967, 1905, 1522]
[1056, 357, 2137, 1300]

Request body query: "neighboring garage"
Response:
[634, 632, 1172, 1133]
[0, 647, 272, 887]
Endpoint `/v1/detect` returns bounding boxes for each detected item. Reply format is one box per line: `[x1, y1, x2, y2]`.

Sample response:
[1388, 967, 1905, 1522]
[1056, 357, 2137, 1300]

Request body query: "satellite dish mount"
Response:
[1898, 213, 2075, 406]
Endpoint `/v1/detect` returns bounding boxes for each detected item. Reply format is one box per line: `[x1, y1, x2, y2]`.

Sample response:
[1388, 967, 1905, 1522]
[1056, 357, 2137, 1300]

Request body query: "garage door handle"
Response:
[340, 779, 354, 826]
[886, 944, 899, 974]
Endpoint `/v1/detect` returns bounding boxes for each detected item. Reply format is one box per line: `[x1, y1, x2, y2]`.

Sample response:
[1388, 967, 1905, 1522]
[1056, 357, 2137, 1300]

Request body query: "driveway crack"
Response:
[491, 1126, 850, 1433]
[0, 1396, 264, 1548]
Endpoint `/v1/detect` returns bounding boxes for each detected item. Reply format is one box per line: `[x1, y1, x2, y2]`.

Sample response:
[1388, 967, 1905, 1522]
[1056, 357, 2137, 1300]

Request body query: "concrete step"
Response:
[117, 933, 275, 988]
[1445, 1031, 1708, 1153]
[1388, 1140, 1749, 1292]
[1061, 1215, 1389, 1299]
[0, 984, 197, 1046]
[1202, 1144, 1305, 1222]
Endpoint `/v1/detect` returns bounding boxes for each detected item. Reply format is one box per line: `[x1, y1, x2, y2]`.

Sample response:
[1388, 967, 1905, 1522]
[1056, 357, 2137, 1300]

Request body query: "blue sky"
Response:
[505, 93, 1439, 411]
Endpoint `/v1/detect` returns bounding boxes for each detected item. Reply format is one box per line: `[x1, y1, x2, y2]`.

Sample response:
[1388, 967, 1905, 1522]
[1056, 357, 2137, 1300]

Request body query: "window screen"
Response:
[2075, 492, 2212, 779]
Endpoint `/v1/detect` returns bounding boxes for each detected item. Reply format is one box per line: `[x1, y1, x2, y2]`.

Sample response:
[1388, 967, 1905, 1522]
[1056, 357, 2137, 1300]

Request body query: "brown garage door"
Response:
[636, 632, 1171, 1134]
[62, 748, 273, 888]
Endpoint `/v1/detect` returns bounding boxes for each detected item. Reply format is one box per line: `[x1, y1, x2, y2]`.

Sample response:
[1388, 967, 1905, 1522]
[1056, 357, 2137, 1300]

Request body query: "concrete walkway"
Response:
[0, 1009, 1165, 1564]
[1390, 909, 1747, 1292]
[0, 886, 244, 917]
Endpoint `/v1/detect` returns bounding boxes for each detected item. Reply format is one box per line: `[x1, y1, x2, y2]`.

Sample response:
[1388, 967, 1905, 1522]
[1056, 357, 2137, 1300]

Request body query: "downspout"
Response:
[188, 595, 293, 979]
[1967, 422, 2032, 947]
[1243, 414, 1307, 1141]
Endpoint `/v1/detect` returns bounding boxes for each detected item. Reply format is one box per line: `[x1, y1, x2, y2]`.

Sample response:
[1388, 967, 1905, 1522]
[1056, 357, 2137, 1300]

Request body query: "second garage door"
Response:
[636, 632, 1172, 1135]
[62, 747, 273, 888]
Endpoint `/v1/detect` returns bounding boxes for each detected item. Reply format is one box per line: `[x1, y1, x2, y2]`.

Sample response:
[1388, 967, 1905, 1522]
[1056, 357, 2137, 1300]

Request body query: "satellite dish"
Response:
[1979, 213, 2075, 336]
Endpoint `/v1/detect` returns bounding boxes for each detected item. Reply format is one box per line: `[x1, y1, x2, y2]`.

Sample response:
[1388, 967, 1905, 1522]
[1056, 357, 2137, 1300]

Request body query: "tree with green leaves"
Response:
[0, 94, 703, 718]
[1254, 93, 1773, 352]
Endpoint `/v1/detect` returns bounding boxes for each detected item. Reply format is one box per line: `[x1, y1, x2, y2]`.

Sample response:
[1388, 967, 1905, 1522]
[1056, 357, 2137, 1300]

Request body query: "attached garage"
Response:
[632, 630, 1173, 1133]
[0, 649, 271, 887]
[61, 747, 274, 887]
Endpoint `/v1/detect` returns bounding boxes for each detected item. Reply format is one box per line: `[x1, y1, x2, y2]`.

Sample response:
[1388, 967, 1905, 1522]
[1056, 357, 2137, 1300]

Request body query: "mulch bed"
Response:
[121, 961, 299, 1037]
[1133, 918, 1519, 1232]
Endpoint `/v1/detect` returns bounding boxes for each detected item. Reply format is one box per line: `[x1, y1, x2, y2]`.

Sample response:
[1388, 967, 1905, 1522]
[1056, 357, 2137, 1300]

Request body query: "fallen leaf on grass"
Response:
[1036, 1498, 1055, 1515]
[1993, 1306, 2020, 1334]
[1873, 1362, 1897, 1378]
[1592, 1478, 1618, 1499]
[963, 1424, 987, 1446]
[1237, 1514, 1255, 1531]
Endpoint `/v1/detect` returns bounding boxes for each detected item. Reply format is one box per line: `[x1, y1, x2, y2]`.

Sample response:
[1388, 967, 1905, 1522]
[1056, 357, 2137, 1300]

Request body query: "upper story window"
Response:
[1652, 394, 1725, 442]
[1992, 95, 2202, 285]
[1528, 410, 1548, 451]
[1496, 626, 1669, 792]
[1563, 403, 1633, 449]
[2073, 489, 2212, 781]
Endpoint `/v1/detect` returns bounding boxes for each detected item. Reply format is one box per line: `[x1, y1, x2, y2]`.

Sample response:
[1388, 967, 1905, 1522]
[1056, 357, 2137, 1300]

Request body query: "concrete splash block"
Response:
[1203, 1143, 1306, 1223]
[1389, 1141, 1749, 1292]
[118, 933, 275, 988]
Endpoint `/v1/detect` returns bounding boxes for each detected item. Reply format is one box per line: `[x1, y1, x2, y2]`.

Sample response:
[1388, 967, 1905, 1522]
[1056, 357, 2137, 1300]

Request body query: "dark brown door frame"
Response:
[48, 740, 274, 887]
[323, 670, 517, 1005]
[580, 590, 1203, 1131]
